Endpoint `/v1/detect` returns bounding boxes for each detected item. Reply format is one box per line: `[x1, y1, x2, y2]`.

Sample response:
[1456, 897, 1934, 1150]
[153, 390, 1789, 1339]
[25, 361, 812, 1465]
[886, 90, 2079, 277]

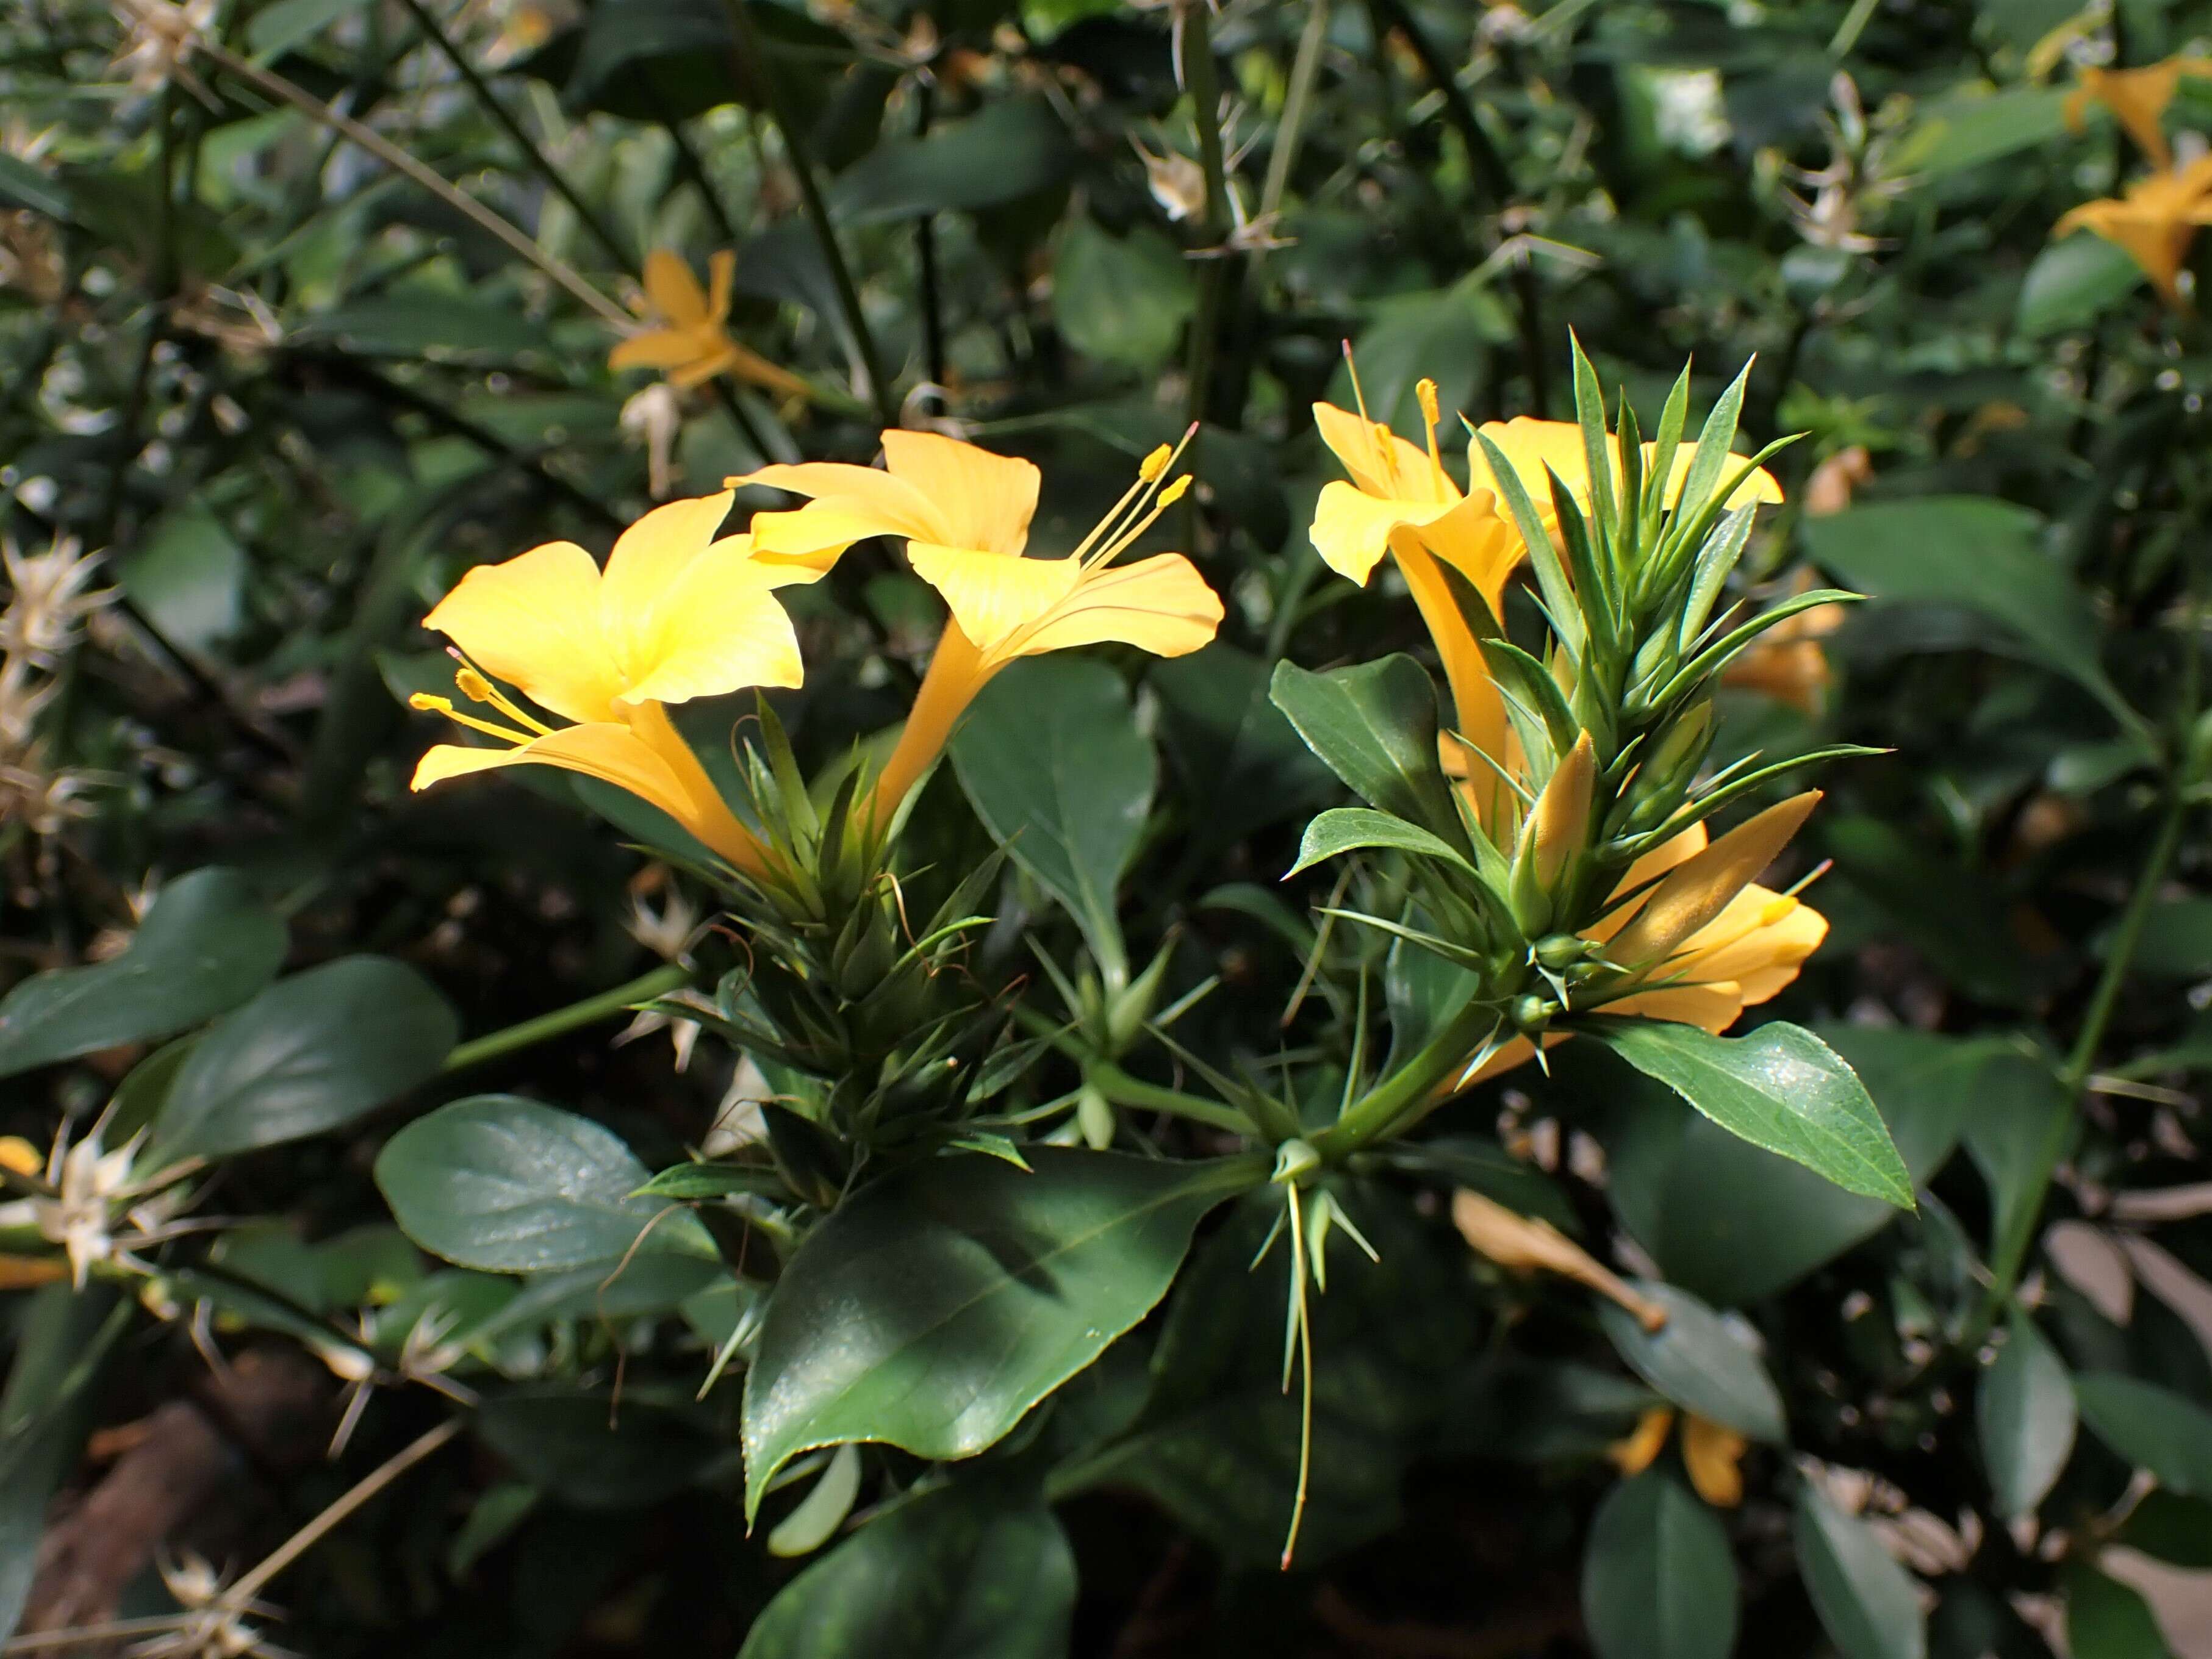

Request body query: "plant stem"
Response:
[443, 962, 691, 1073]
[1260, 0, 1330, 223]
[716, 0, 897, 426]
[1180, 2, 1236, 432]
[1083, 1059, 1255, 1134]
[396, 0, 633, 272]
[1313, 995, 1501, 1159]
[912, 77, 947, 394]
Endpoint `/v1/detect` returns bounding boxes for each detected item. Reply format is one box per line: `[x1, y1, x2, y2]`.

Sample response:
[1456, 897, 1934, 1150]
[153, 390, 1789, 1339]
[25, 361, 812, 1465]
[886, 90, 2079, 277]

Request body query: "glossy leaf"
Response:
[375, 1095, 715, 1272]
[1581, 1471, 1740, 1659]
[1795, 1484, 1928, 1659]
[741, 1147, 1259, 1518]
[1599, 1281, 1787, 1443]
[152, 957, 456, 1160]
[1977, 1308, 2076, 1517]
[0, 869, 287, 1078]
[2074, 1374, 2212, 1496]
[741, 1480, 1075, 1659]
[1053, 218, 1195, 368]
[1591, 1020, 1914, 1209]
[1285, 806, 1478, 880]
[1269, 654, 1465, 844]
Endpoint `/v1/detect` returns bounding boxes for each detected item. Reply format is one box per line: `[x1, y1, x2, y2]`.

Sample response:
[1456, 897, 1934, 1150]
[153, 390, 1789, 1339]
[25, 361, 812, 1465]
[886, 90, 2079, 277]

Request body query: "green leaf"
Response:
[740, 1480, 1075, 1659]
[474, 1390, 720, 1508]
[766, 1445, 863, 1558]
[2114, 897, 2212, 979]
[831, 99, 1077, 223]
[2017, 235, 2145, 338]
[245, 0, 378, 56]
[2074, 1374, 2212, 1496]
[2119, 1491, 2212, 1568]
[1285, 807, 1478, 880]
[152, 958, 457, 1161]
[1268, 655, 1465, 844]
[375, 1096, 715, 1273]
[1960, 1051, 2074, 1264]
[1151, 647, 1337, 848]
[0, 869, 287, 1078]
[1823, 816, 2044, 1006]
[298, 293, 558, 361]
[1795, 1484, 1928, 1659]
[0, 152, 70, 221]
[121, 507, 246, 653]
[1590, 1020, 1914, 1209]
[1, 1287, 120, 1641]
[1802, 498, 2128, 723]
[1978, 1308, 2076, 1518]
[1887, 86, 2070, 177]
[1598, 1281, 1787, 1443]
[1326, 274, 1508, 435]
[1052, 218, 1196, 368]
[561, 0, 850, 121]
[741, 1147, 1259, 1519]
[1580, 1471, 1740, 1659]
[2063, 1561, 2178, 1659]
[951, 656, 1156, 970]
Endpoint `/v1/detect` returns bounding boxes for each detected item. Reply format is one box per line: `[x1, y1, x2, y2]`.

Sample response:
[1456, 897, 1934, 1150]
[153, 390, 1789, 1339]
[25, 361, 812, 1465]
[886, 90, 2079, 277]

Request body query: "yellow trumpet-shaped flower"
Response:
[1608, 1406, 1748, 1508]
[609, 249, 810, 398]
[731, 430, 1224, 826]
[2064, 57, 2212, 169]
[2054, 155, 2212, 305]
[1468, 795, 1828, 1084]
[407, 491, 811, 877]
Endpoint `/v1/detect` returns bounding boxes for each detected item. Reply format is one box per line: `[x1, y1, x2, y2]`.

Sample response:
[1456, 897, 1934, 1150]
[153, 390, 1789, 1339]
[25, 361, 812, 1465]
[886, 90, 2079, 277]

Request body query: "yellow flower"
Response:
[1468, 795, 1829, 1083]
[730, 430, 1223, 826]
[1607, 1407, 1748, 1508]
[1451, 1186, 1666, 1330]
[2064, 57, 2212, 169]
[407, 492, 811, 877]
[2054, 155, 2212, 305]
[609, 249, 810, 398]
[1467, 415, 1785, 529]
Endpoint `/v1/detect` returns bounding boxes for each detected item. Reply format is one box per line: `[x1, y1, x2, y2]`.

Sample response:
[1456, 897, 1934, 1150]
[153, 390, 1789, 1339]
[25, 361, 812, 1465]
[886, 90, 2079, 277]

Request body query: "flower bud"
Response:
[1510, 993, 1554, 1034]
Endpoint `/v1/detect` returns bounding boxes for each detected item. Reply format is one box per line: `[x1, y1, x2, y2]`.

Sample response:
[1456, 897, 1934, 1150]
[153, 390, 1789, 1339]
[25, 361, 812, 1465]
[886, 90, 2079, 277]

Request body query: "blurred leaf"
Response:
[1599, 1281, 1787, 1442]
[1795, 1484, 1929, 1659]
[952, 656, 1157, 968]
[1052, 218, 1195, 368]
[562, 0, 849, 120]
[298, 293, 558, 360]
[1803, 498, 2127, 723]
[2119, 1491, 2212, 1568]
[376, 1095, 716, 1272]
[0, 869, 286, 1079]
[1581, 1471, 1739, 1659]
[0, 153, 69, 220]
[2112, 898, 2212, 979]
[1, 1286, 119, 1641]
[153, 958, 456, 1160]
[2017, 235, 2144, 337]
[475, 1390, 719, 1508]
[1373, 1136, 1579, 1233]
[1327, 275, 1510, 433]
[1269, 655, 1463, 844]
[1823, 816, 2044, 1006]
[1978, 1308, 2076, 1518]
[740, 1480, 1075, 1659]
[246, 0, 378, 57]
[121, 507, 246, 653]
[2074, 1374, 2212, 1496]
[1590, 1020, 1914, 1209]
[1960, 1052, 2073, 1266]
[2063, 1561, 2177, 1659]
[1151, 645, 1337, 848]
[741, 1148, 1257, 1519]
[1888, 87, 2070, 177]
[831, 99, 1077, 224]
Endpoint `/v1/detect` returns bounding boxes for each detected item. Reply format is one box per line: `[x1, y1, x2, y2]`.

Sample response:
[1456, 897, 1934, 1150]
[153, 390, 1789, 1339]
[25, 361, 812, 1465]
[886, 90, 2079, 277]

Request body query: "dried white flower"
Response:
[1, 534, 112, 662]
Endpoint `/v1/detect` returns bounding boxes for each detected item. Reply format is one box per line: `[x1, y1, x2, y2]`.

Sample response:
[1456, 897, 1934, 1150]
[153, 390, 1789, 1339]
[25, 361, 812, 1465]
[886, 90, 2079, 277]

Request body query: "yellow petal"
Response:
[705, 249, 736, 323]
[642, 248, 710, 328]
[1451, 1186, 1668, 1328]
[908, 545, 1080, 651]
[599, 492, 735, 672]
[881, 431, 1040, 555]
[1603, 980, 1749, 1036]
[614, 540, 803, 706]
[423, 541, 623, 725]
[1417, 495, 1526, 614]
[1681, 1415, 1747, 1508]
[1313, 401, 1451, 503]
[872, 623, 991, 827]
[1468, 417, 1588, 526]
[1607, 1408, 1675, 1477]
[1606, 792, 1822, 969]
[723, 340, 812, 400]
[609, 326, 708, 374]
[732, 461, 952, 556]
[667, 339, 742, 389]
[1524, 729, 1596, 890]
[1310, 480, 1410, 584]
[1655, 442, 1785, 511]
[1009, 553, 1224, 660]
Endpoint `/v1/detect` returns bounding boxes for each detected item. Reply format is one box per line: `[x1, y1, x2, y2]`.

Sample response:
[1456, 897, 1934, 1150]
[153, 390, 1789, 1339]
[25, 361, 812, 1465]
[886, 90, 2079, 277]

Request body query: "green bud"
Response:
[1076, 1085, 1116, 1150]
[1534, 933, 1594, 970]
[1272, 1138, 1323, 1187]
[1510, 993, 1555, 1034]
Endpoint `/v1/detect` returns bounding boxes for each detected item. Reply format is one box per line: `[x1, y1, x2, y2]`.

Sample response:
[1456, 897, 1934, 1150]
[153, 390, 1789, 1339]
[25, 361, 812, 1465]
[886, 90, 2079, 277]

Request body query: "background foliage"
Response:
[5, 0, 2212, 1655]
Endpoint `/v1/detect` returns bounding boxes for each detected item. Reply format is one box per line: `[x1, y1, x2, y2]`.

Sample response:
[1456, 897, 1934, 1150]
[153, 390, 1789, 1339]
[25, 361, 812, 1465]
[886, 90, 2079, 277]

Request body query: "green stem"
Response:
[1083, 1059, 1255, 1135]
[443, 963, 691, 1073]
[1313, 995, 1502, 1159]
[717, 0, 897, 426]
[397, 0, 633, 272]
[1260, 0, 1330, 222]
[1180, 4, 1236, 433]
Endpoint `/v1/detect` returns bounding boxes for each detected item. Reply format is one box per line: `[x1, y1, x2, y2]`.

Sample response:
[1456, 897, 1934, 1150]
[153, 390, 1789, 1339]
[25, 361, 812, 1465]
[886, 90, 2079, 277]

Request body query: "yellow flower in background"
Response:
[1608, 1407, 1748, 1508]
[2064, 57, 2212, 168]
[1723, 570, 1847, 713]
[1451, 1186, 1666, 1331]
[731, 431, 1223, 827]
[609, 249, 810, 398]
[2054, 155, 2212, 304]
[408, 492, 811, 877]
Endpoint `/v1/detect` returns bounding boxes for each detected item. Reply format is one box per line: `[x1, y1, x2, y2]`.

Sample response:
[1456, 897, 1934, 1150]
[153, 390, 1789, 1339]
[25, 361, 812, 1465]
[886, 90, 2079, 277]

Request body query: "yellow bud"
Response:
[408, 692, 453, 714]
[1158, 475, 1193, 506]
[1139, 443, 1172, 482]
[455, 667, 497, 703]
[1681, 1414, 1748, 1508]
[1416, 377, 1442, 429]
[0, 1136, 41, 1177]
[1607, 1407, 1675, 1476]
[1609, 791, 1823, 969]
[1522, 731, 1596, 893]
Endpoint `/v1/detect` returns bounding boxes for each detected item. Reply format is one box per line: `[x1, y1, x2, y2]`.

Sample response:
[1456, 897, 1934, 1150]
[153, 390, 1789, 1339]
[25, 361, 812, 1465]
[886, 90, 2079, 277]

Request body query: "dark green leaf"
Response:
[2017, 235, 2144, 338]
[2119, 1491, 2212, 1568]
[0, 869, 286, 1078]
[1599, 1281, 1786, 1443]
[298, 294, 558, 361]
[741, 1147, 1259, 1517]
[831, 99, 1077, 224]
[740, 1480, 1075, 1659]
[1888, 87, 2070, 177]
[375, 1095, 715, 1272]
[1978, 1308, 2076, 1518]
[2074, 1374, 2212, 1496]
[1152, 645, 1337, 847]
[1590, 1020, 1914, 1209]
[121, 507, 246, 652]
[1285, 807, 1478, 880]
[0, 152, 70, 221]
[1795, 1484, 1928, 1659]
[1581, 1471, 1739, 1659]
[1, 1287, 120, 1641]
[1269, 655, 1464, 844]
[2063, 1561, 2177, 1659]
[474, 1390, 719, 1508]
[153, 957, 456, 1161]
[1960, 1052, 2074, 1265]
[1052, 218, 1196, 368]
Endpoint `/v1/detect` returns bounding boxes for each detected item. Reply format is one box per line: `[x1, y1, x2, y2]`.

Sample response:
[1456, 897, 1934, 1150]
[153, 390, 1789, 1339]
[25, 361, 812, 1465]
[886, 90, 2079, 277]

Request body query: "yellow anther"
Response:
[0, 1135, 41, 1177]
[1416, 378, 1442, 429]
[455, 668, 497, 703]
[1139, 444, 1172, 482]
[409, 693, 454, 714]
[1159, 475, 1193, 506]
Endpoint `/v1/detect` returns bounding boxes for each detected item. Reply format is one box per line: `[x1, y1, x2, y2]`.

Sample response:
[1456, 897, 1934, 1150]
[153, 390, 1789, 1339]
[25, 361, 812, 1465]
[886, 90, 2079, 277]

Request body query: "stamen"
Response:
[1416, 377, 1448, 492]
[1344, 340, 1370, 421]
[1139, 443, 1172, 482]
[408, 693, 532, 747]
[448, 651, 554, 734]
[1776, 857, 1833, 904]
[1072, 426, 1201, 572]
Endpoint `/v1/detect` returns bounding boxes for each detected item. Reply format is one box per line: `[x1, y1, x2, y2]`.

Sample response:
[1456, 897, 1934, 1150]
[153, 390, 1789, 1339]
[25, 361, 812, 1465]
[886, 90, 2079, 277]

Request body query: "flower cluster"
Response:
[0, 534, 113, 838]
[2054, 56, 2212, 303]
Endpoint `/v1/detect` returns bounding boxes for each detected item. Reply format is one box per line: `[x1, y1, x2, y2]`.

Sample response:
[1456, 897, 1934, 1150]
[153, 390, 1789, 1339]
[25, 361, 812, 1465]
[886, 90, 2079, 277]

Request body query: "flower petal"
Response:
[1607, 792, 1822, 969]
[609, 327, 706, 373]
[616, 542, 804, 705]
[880, 431, 1039, 555]
[1310, 480, 1410, 584]
[731, 461, 951, 557]
[705, 249, 735, 323]
[1010, 553, 1224, 660]
[642, 248, 709, 328]
[599, 492, 733, 676]
[423, 541, 622, 724]
[908, 544, 1081, 651]
[1313, 401, 1442, 502]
